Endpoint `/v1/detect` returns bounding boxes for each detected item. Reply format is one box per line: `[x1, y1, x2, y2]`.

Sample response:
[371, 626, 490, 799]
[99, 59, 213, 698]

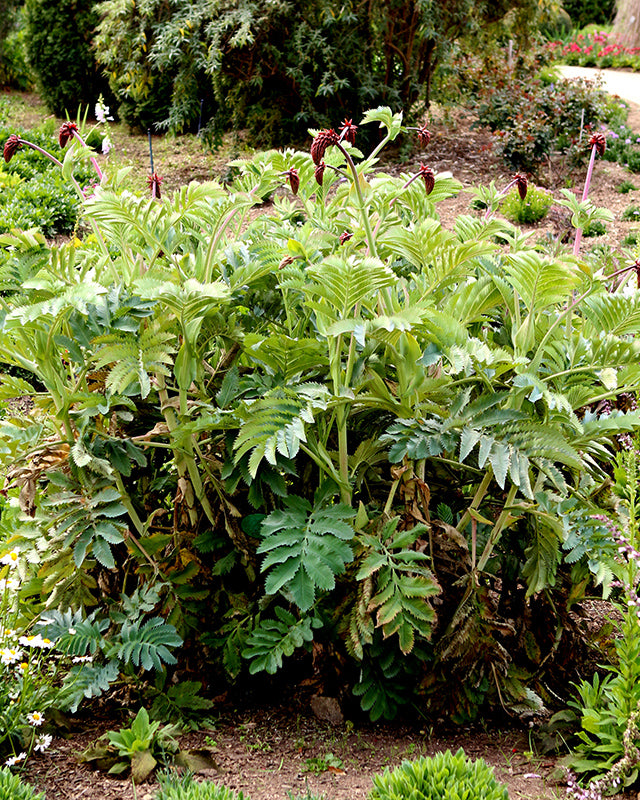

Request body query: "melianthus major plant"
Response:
[0, 106, 639, 727]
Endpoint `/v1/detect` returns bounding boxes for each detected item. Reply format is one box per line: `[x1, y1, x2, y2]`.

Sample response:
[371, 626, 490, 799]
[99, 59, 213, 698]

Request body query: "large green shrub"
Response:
[95, 0, 545, 142]
[0, 2, 32, 89]
[0, 768, 45, 800]
[24, 0, 111, 116]
[2, 108, 639, 731]
[369, 749, 509, 800]
[561, 0, 615, 28]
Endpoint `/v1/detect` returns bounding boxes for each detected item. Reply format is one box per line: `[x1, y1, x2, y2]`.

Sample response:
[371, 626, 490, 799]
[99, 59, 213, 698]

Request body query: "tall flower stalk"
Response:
[573, 133, 606, 257]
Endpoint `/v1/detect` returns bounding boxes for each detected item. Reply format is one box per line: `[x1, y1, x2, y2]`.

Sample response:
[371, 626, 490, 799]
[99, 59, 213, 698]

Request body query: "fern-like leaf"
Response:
[242, 607, 321, 674]
[258, 496, 356, 611]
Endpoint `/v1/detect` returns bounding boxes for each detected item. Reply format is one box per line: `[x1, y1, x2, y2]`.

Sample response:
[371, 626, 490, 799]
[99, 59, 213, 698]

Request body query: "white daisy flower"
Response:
[0, 550, 19, 567]
[0, 647, 23, 665]
[5, 752, 26, 766]
[27, 711, 44, 727]
[34, 734, 53, 753]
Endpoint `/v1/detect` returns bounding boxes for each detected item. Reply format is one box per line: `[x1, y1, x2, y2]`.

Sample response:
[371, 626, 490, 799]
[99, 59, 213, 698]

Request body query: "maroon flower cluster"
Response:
[589, 132, 606, 157]
[3, 134, 21, 163]
[148, 172, 163, 199]
[418, 164, 435, 196]
[59, 122, 79, 148]
[513, 173, 528, 201]
[311, 129, 339, 165]
[284, 168, 299, 195]
[416, 124, 431, 148]
[339, 118, 357, 145]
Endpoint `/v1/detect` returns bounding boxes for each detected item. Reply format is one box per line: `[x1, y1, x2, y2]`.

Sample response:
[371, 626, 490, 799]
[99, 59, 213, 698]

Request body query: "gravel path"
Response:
[556, 65, 640, 126]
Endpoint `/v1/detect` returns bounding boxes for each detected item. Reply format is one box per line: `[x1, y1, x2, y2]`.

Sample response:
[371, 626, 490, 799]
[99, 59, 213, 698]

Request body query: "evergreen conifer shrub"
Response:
[24, 0, 112, 115]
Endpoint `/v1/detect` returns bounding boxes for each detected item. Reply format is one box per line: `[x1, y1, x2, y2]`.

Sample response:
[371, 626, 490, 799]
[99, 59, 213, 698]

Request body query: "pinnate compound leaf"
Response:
[115, 617, 182, 671]
[242, 607, 321, 674]
[357, 518, 440, 655]
[258, 496, 356, 611]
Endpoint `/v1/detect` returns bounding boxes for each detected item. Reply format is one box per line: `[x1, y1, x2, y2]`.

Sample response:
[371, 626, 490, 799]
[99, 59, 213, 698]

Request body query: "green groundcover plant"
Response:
[156, 771, 249, 800]
[0, 103, 639, 742]
[0, 767, 44, 800]
[369, 748, 510, 800]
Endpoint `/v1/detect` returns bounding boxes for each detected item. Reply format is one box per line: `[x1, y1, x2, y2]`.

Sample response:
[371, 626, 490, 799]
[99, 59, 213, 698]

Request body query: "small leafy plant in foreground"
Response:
[80, 707, 180, 784]
[304, 752, 344, 774]
[0, 767, 44, 800]
[156, 770, 249, 800]
[500, 184, 553, 224]
[369, 748, 510, 800]
[616, 180, 637, 194]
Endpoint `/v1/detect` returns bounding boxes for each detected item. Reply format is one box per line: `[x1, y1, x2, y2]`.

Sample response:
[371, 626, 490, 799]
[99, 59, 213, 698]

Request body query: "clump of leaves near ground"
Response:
[0, 767, 44, 800]
[0, 104, 639, 739]
[501, 184, 553, 224]
[156, 771, 249, 800]
[370, 748, 510, 800]
[80, 707, 181, 783]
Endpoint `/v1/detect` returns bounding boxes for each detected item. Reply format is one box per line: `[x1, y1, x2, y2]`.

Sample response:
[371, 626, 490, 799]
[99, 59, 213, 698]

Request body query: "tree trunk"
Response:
[612, 0, 640, 48]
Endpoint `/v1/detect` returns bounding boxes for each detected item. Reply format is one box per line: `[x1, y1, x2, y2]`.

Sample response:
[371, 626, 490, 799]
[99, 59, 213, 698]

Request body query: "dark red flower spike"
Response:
[311, 129, 339, 165]
[3, 134, 22, 163]
[59, 122, 79, 148]
[339, 119, 358, 145]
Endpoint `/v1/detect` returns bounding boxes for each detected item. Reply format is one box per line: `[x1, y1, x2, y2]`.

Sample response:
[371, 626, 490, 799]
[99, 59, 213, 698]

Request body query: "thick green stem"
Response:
[457, 468, 494, 534]
[336, 142, 377, 260]
[477, 483, 518, 572]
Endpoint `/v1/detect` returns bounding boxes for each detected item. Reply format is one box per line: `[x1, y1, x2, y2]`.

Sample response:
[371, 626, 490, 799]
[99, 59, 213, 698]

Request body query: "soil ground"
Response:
[3, 80, 640, 800]
[21, 704, 560, 800]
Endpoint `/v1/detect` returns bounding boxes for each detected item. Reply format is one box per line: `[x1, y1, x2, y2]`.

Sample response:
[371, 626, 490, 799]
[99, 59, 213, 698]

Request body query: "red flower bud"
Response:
[285, 168, 299, 195]
[314, 161, 326, 186]
[339, 118, 358, 145]
[513, 173, 528, 201]
[59, 122, 79, 148]
[148, 172, 163, 199]
[590, 132, 606, 157]
[311, 129, 339, 165]
[3, 134, 22, 163]
[418, 164, 435, 196]
[339, 230, 353, 245]
[416, 124, 431, 147]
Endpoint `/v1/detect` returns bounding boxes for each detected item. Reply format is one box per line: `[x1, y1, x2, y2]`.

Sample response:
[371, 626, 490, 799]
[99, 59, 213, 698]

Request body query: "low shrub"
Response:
[0, 768, 44, 800]
[583, 219, 607, 237]
[616, 179, 637, 193]
[604, 125, 640, 173]
[621, 203, 640, 221]
[0, 119, 97, 236]
[156, 772, 249, 800]
[501, 185, 553, 224]
[476, 74, 625, 173]
[369, 749, 510, 800]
